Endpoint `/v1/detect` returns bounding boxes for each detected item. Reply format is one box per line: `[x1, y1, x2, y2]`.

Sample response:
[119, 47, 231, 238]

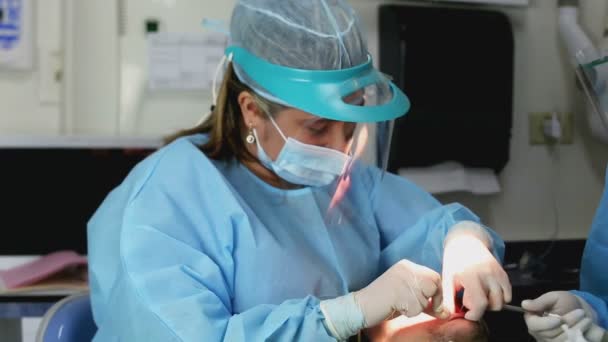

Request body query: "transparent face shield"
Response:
[227, 46, 409, 123]
[575, 46, 608, 130]
[325, 88, 395, 226]
[227, 45, 407, 225]
[323, 99, 396, 225]
[253, 88, 397, 226]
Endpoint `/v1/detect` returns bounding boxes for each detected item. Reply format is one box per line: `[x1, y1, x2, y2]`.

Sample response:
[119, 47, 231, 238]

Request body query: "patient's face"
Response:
[367, 313, 488, 342]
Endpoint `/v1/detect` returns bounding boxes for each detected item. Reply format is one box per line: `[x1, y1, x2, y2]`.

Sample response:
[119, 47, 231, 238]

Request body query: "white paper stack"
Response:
[398, 161, 501, 195]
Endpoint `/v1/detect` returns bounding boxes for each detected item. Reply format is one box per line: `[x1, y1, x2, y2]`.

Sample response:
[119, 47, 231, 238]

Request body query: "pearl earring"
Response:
[246, 126, 255, 144]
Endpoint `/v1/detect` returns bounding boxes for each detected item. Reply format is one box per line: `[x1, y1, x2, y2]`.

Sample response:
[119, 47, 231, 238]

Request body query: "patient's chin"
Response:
[437, 318, 484, 341]
[367, 314, 488, 342]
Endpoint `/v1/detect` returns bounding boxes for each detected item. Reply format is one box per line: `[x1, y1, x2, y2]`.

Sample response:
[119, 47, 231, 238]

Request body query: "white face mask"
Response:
[253, 116, 351, 187]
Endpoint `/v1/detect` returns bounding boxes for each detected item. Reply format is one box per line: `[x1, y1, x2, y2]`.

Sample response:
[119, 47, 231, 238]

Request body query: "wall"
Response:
[1, 0, 607, 241]
[64, 1, 120, 135]
[474, 0, 608, 241]
[351, 0, 608, 241]
[119, 0, 235, 136]
[0, 0, 221, 137]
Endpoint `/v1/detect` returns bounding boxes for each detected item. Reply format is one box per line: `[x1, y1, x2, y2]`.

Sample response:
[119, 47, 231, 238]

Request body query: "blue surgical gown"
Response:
[572, 165, 608, 329]
[87, 135, 505, 341]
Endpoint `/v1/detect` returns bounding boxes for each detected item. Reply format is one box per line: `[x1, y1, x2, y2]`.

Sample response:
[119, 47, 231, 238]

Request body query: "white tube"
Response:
[587, 100, 608, 143]
[558, 6, 597, 65]
[559, 4, 608, 142]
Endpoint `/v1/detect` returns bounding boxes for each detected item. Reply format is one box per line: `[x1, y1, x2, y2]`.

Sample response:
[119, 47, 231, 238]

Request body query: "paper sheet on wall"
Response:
[398, 161, 501, 195]
[147, 32, 226, 90]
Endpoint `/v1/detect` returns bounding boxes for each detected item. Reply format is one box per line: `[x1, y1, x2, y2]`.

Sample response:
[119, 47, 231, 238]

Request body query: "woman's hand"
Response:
[441, 223, 512, 321]
[355, 259, 450, 328]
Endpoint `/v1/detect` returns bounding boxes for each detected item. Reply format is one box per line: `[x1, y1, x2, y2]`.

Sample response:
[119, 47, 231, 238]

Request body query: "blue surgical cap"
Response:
[226, 0, 410, 122]
[230, 0, 369, 71]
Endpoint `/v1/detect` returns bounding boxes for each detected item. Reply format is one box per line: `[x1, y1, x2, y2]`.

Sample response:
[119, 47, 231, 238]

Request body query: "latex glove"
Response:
[355, 259, 451, 326]
[320, 259, 450, 340]
[441, 221, 512, 321]
[523, 291, 606, 342]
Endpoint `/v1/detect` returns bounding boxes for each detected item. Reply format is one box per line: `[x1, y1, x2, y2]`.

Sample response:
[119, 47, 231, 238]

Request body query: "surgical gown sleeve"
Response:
[573, 165, 608, 329]
[572, 290, 608, 329]
[371, 171, 505, 273]
[91, 144, 335, 341]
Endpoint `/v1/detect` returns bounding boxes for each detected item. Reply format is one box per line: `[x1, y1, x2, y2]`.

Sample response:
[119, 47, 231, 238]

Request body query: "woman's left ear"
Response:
[238, 91, 262, 127]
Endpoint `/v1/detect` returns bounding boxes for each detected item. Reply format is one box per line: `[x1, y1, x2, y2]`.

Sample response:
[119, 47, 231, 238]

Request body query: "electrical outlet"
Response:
[529, 112, 573, 145]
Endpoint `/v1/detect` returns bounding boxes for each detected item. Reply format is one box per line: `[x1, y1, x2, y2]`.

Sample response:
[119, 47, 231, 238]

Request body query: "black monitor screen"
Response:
[0, 147, 154, 254]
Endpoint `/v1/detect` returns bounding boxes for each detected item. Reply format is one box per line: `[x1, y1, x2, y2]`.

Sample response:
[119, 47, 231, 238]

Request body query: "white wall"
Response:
[1, 0, 607, 241]
[64, 1, 120, 135]
[119, 0, 235, 136]
[479, 0, 608, 241]
[460, 0, 608, 241]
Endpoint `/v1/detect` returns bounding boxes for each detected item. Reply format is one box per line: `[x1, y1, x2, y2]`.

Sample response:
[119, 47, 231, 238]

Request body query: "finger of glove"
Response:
[584, 323, 606, 342]
[522, 292, 561, 313]
[484, 277, 505, 311]
[526, 309, 586, 340]
[399, 274, 428, 315]
[398, 295, 425, 317]
[524, 313, 562, 334]
[497, 269, 512, 304]
[570, 317, 593, 334]
[561, 309, 587, 328]
[430, 289, 450, 320]
[462, 274, 487, 321]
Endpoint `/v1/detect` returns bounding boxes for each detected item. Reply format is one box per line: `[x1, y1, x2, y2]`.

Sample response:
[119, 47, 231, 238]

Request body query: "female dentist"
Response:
[87, 0, 512, 341]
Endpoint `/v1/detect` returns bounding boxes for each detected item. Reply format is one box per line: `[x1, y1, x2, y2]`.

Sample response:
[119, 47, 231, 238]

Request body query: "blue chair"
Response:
[36, 292, 97, 342]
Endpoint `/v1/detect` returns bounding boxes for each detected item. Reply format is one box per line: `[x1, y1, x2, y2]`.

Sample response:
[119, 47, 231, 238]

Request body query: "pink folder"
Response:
[0, 250, 88, 291]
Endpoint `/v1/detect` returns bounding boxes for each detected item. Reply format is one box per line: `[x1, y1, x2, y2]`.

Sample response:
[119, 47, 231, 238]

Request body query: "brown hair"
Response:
[165, 62, 286, 162]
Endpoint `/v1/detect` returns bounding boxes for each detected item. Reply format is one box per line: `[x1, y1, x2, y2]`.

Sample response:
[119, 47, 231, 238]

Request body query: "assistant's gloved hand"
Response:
[523, 291, 606, 342]
[320, 259, 450, 340]
[441, 221, 512, 321]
